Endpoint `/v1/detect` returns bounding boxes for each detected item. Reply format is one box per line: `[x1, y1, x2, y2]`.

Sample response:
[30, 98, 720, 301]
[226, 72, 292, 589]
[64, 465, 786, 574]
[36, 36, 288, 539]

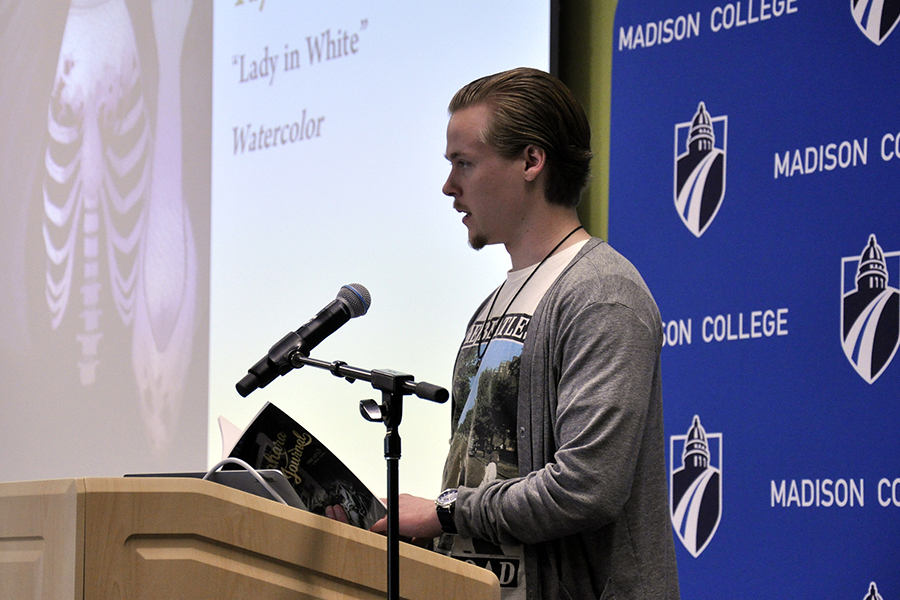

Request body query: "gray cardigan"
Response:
[454, 238, 680, 600]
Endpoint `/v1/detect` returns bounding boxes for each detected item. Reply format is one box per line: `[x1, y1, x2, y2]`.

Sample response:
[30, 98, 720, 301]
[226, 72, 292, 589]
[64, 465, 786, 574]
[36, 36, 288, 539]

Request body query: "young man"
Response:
[371, 68, 680, 599]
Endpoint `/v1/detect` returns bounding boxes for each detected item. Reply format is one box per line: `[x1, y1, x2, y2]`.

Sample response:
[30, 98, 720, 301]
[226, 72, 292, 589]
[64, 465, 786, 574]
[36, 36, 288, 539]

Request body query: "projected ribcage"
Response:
[44, 0, 148, 378]
[43, 0, 196, 451]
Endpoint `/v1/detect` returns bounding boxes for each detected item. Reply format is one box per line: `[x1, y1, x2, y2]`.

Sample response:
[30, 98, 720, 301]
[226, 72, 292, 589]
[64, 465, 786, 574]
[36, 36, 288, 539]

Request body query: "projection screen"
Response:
[0, 0, 551, 499]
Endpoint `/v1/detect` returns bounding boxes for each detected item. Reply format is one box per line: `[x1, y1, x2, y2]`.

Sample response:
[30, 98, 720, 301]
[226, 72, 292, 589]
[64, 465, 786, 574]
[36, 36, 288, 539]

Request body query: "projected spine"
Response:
[43, 0, 197, 451]
[44, 0, 149, 385]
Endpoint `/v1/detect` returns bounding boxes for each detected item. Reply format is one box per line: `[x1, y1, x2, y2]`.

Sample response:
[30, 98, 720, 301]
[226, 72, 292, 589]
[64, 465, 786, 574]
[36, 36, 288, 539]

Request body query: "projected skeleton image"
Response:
[43, 0, 197, 451]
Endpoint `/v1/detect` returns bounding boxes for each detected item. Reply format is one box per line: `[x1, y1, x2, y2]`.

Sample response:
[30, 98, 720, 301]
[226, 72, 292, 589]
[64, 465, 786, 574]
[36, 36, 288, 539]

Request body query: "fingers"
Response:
[324, 504, 350, 524]
[369, 515, 387, 535]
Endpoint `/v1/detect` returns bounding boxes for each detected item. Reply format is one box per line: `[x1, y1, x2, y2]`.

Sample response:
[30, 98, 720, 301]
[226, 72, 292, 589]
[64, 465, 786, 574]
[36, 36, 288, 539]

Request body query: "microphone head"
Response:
[338, 283, 371, 318]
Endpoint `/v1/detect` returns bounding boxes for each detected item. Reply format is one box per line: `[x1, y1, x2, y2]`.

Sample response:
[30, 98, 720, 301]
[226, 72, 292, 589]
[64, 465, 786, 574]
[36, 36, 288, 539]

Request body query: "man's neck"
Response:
[505, 208, 590, 270]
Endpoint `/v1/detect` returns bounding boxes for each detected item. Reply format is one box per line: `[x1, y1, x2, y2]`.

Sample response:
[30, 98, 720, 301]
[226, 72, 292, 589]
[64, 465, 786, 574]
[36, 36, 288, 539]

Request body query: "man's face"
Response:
[442, 104, 526, 250]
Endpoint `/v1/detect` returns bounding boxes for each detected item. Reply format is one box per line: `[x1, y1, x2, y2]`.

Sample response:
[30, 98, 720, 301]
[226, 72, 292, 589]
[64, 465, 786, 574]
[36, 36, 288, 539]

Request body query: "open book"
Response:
[226, 402, 386, 530]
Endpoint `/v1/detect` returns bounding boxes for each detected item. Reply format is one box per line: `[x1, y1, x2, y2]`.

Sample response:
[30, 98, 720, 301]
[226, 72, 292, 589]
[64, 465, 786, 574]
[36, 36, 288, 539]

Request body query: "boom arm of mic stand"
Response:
[289, 353, 449, 403]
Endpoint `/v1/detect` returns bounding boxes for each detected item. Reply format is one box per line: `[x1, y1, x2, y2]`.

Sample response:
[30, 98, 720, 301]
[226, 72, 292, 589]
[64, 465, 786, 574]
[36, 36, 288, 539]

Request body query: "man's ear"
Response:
[521, 144, 547, 182]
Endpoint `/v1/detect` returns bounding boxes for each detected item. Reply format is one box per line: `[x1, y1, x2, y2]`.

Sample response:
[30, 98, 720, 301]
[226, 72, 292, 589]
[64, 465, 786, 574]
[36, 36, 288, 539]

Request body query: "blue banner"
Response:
[609, 1, 900, 598]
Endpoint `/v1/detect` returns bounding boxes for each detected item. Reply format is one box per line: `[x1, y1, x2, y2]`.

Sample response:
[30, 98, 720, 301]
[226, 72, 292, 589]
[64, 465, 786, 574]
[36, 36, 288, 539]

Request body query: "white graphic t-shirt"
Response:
[437, 241, 586, 599]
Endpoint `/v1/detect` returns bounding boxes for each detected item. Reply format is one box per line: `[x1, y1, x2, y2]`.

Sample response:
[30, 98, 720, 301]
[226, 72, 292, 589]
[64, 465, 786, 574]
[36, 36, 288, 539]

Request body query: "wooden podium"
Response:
[0, 477, 499, 600]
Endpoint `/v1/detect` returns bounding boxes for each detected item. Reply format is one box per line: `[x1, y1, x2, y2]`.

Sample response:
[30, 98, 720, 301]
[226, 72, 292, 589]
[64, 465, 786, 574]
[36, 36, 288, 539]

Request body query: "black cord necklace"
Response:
[476, 225, 584, 358]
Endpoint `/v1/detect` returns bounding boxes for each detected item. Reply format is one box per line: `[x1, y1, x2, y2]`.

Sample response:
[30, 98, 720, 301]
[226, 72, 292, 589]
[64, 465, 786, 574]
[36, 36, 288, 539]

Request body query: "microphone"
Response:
[236, 284, 371, 397]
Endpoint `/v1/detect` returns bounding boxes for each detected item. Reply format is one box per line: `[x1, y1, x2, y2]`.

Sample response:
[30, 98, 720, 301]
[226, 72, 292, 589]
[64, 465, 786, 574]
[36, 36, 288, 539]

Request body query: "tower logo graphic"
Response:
[674, 102, 727, 237]
[852, 0, 900, 45]
[864, 581, 884, 600]
[841, 234, 900, 384]
[670, 415, 722, 557]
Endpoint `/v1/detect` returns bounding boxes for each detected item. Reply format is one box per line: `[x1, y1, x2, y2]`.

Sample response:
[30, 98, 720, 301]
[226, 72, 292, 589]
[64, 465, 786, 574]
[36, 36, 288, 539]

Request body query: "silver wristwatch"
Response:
[435, 488, 458, 534]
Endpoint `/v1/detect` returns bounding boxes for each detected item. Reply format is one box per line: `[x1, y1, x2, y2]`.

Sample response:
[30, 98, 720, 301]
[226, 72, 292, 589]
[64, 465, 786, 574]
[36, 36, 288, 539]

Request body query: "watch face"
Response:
[437, 488, 458, 508]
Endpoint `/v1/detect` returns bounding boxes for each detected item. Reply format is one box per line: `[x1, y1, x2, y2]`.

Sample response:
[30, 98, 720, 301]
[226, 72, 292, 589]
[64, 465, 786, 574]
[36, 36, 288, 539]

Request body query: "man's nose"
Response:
[442, 174, 456, 197]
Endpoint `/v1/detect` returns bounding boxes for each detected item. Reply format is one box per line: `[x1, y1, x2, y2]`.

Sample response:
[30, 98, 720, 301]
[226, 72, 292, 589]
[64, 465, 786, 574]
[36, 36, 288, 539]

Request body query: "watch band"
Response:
[435, 488, 458, 535]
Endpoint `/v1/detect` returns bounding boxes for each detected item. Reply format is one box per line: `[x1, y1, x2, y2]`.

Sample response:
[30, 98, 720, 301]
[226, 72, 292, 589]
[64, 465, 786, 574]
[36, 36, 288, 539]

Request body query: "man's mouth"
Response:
[453, 202, 471, 223]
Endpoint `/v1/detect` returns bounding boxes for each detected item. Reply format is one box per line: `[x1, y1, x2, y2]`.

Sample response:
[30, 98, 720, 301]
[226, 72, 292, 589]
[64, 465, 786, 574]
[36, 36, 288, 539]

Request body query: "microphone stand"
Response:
[289, 353, 448, 600]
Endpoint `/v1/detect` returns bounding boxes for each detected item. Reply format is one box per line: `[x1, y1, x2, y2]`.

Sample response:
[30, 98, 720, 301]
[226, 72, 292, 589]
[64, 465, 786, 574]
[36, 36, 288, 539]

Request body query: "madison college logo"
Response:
[852, 0, 900, 45]
[841, 234, 900, 384]
[674, 102, 727, 237]
[864, 582, 885, 600]
[670, 415, 722, 557]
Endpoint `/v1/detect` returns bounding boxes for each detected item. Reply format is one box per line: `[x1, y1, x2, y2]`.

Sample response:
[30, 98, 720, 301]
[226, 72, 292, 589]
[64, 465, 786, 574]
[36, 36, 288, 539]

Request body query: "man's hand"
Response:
[369, 493, 444, 540]
[324, 504, 350, 523]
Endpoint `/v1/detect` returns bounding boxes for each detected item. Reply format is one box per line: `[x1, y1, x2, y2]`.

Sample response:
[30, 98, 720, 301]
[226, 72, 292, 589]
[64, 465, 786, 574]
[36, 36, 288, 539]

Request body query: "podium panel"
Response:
[0, 478, 499, 600]
[0, 479, 83, 600]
